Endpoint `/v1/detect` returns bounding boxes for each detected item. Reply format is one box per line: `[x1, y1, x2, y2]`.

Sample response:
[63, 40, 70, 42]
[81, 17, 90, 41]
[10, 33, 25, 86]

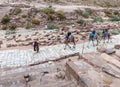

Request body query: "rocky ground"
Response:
[0, 55, 80, 87]
[0, 45, 120, 87]
[67, 51, 120, 87]
[0, 0, 120, 49]
[0, 0, 120, 87]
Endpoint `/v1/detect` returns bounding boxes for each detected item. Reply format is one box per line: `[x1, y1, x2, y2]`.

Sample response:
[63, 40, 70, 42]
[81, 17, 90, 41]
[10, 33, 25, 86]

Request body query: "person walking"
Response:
[33, 40, 39, 53]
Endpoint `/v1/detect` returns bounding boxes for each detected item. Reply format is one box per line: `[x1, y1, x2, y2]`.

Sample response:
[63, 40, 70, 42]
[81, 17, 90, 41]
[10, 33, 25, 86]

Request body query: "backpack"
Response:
[90, 33, 94, 38]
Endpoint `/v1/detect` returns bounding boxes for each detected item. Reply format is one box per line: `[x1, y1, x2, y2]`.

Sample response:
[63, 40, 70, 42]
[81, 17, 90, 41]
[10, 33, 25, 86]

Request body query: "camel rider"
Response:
[92, 29, 96, 35]
[89, 32, 95, 39]
[103, 28, 109, 37]
[89, 29, 96, 39]
[89, 29, 96, 38]
[66, 31, 72, 40]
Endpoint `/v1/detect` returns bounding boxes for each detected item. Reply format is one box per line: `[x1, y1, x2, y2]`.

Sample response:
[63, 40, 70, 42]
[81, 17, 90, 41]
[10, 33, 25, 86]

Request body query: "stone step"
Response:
[82, 53, 106, 68]
[67, 54, 120, 87]
[101, 53, 120, 69]
[67, 58, 110, 87]
[79, 70, 108, 87]
[115, 50, 120, 58]
[82, 53, 120, 78]
[111, 54, 120, 62]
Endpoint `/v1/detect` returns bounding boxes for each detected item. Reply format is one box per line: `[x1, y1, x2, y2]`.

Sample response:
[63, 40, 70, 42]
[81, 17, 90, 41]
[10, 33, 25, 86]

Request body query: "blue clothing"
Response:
[90, 29, 96, 39]
[105, 29, 108, 32]
[92, 30, 96, 35]
[89, 33, 94, 38]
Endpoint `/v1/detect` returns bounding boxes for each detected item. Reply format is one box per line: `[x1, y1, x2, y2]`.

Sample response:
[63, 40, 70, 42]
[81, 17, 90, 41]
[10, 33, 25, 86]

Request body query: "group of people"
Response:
[65, 28, 110, 42]
[89, 28, 110, 39]
[33, 27, 110, 52]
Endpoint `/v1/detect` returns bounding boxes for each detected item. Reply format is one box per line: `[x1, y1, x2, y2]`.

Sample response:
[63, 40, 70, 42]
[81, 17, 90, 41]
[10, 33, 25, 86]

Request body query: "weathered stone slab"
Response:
[115, 50, 120, 58]
[101, 72, 113, 85]
[101, 53, 120, 68]
[79, 70, 105, 87]
[67, 53, 120, 87]
[82, 53, 120, 78]
[82, 53, 106, 68]
[67, 58, 109, 87]
[110, 79, 120, 87]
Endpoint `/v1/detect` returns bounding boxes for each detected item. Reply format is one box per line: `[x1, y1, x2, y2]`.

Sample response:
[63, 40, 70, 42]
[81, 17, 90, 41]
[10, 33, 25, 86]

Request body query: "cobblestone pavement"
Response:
[0, 35, 120, 69]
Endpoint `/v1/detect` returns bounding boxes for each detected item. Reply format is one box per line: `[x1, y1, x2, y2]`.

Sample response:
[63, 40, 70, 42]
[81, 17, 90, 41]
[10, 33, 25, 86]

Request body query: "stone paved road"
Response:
[0, 35, 120, 68]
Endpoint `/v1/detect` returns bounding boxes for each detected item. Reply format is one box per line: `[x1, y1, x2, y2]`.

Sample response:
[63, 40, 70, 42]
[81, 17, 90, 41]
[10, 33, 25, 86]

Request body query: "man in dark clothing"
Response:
[103, 28, 109, 37]
[33, 41, 39, 52]
[65, 31, 72, 40]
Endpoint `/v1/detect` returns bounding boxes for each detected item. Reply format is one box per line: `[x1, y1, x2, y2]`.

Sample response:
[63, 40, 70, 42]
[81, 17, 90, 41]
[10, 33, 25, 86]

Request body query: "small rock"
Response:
[114, 44, 120, 49]
[55, 71, 65, 80]
[97, 46, 106, 53]
[48, 61, 52, 65]
[18, 34, 21, 37]
[105, 48, 116, 54]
